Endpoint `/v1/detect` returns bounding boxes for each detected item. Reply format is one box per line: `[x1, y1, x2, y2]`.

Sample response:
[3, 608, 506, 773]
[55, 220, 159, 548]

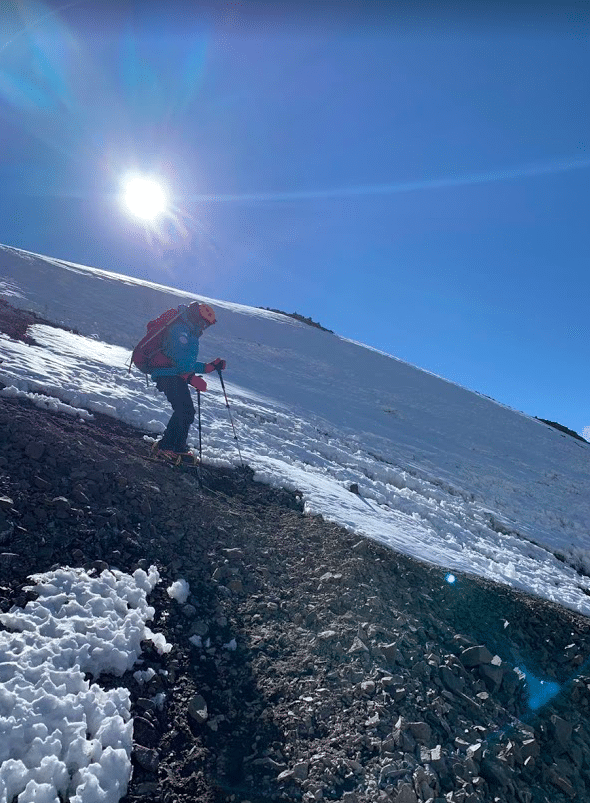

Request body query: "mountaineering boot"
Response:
[174, 446, 198, 464]
[150, 441, 197, 466]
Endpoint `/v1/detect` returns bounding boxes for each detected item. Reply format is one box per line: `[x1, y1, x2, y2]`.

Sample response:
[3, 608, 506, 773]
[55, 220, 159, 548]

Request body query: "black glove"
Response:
[205, 358, 226, 373]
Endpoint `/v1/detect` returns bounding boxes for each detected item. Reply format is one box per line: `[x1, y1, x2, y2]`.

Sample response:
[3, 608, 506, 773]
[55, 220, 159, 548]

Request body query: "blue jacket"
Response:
[150, 320, 208, 379]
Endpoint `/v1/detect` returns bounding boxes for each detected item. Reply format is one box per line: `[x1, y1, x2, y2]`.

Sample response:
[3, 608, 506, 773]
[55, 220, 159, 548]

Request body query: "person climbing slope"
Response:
[145, 302, 226, 458]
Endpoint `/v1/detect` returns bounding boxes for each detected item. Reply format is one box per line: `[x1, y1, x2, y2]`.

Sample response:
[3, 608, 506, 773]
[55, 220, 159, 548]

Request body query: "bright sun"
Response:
[122, 176, 168, 221]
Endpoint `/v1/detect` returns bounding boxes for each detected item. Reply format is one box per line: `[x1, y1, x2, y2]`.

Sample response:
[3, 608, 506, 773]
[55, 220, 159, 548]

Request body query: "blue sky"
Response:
[0, 0, 588, 435]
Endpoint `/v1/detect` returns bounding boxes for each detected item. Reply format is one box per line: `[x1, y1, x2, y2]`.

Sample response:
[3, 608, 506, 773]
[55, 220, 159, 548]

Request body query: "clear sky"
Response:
[0, 0, 588, 436]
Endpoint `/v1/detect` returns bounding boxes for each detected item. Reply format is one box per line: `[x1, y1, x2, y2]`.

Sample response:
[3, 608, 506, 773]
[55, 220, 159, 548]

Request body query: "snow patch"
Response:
[0, 565, 166, 803]
[166, 579, 190, 604]
[0, 385, 94, 419]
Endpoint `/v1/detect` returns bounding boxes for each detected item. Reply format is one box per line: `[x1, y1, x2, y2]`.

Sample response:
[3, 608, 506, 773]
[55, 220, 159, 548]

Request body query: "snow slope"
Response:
[1, 243, 589, 616]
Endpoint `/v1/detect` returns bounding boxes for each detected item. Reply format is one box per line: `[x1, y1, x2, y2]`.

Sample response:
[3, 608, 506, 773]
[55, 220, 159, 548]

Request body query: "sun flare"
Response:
[122, 176, 168, 221]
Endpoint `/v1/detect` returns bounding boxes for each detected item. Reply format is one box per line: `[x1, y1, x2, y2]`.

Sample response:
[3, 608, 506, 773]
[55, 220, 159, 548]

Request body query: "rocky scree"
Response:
[0, 305, 590, 803]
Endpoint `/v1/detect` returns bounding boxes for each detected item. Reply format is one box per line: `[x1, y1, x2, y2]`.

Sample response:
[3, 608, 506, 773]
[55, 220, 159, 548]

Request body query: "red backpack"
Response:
[130, 302, 216, 376]
[130, 308, 182, 374]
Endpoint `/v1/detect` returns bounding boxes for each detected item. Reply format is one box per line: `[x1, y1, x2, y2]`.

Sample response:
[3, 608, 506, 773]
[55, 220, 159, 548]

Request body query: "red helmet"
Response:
[188, 302, 216, 329]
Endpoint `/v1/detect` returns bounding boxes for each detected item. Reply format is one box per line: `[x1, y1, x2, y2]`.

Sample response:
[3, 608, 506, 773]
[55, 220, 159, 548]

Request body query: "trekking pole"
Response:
[197, 389, 203, 463]
[216, 368, 244, 466]
[196, 389, 203, 488]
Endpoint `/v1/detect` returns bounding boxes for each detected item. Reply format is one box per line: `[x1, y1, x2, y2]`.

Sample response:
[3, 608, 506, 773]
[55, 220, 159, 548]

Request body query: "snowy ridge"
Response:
[0, 244, 589, 617]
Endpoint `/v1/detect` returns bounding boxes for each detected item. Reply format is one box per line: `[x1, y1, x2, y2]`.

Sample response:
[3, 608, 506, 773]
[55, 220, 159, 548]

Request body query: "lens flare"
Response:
[518, 665, 561, 711]
[122, 176, 168, 221]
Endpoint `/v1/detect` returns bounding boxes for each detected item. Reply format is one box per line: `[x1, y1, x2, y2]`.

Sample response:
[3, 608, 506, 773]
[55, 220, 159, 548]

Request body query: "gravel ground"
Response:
[1, 301, 590, 803]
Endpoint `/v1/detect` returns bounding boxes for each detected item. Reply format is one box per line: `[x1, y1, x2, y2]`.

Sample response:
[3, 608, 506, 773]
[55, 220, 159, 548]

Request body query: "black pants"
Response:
[155, 376, 195, 452]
